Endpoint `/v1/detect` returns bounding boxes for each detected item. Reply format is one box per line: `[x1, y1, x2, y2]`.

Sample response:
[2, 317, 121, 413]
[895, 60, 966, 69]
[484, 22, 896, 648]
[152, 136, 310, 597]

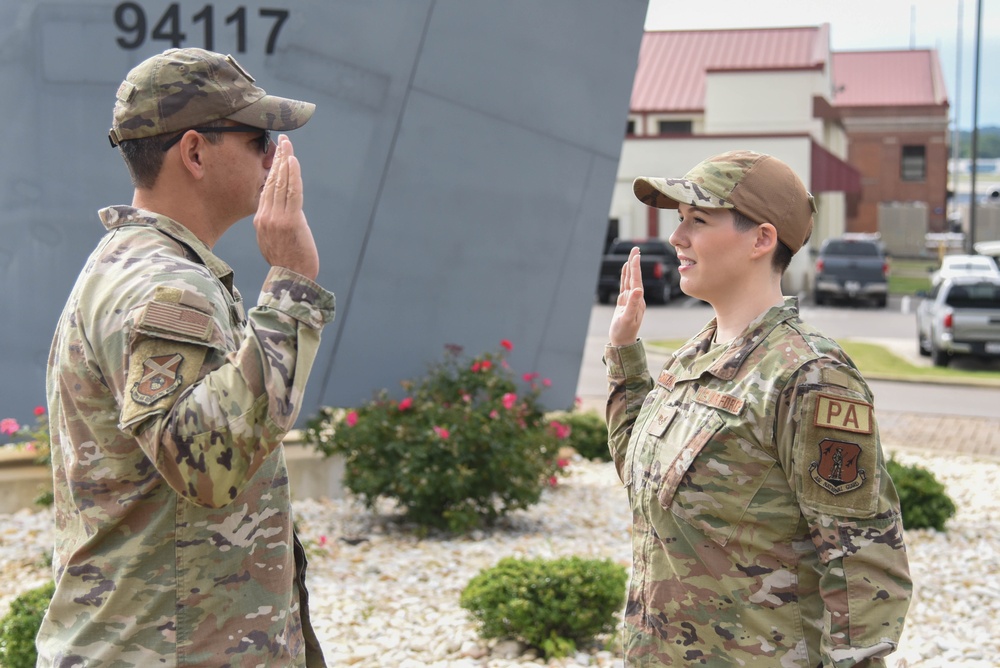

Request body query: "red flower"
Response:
[549, 421, 571, 440]
[345, 410, 359, 427]
[500, 339, 513, 352]
[557, 458, 569, 468]
[480, 360, 493, 371]
[433, 426, 451, 439]
[502, 393, 518, 410]
[471, 361, 481, 372]
[399, 397, 413, 411]
[33, 406, 46, 417]
[542, 378, 552, 388]
[548, 476, 559, 487]
[522, 372, 539, 383]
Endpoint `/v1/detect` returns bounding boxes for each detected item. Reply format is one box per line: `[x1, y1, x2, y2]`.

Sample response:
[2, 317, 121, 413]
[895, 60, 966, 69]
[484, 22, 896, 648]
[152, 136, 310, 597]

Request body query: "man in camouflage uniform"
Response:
[38, 48, 332, 666]
[606, 151, 911, 666]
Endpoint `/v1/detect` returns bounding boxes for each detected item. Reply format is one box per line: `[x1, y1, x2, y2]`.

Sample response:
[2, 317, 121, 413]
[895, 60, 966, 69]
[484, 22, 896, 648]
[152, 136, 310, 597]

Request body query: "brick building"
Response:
[831, 50, 951, 234]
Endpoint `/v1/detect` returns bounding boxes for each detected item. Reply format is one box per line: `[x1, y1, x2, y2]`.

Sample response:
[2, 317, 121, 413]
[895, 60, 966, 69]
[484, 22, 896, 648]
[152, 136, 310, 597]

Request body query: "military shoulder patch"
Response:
[813, 393, 872, 434]
[131, 353, 184, 406]
[809, 439, 867, 495]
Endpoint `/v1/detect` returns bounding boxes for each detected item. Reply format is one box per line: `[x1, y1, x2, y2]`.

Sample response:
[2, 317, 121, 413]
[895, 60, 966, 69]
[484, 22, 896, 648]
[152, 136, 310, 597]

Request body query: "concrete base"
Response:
[0, 444, 346, 515]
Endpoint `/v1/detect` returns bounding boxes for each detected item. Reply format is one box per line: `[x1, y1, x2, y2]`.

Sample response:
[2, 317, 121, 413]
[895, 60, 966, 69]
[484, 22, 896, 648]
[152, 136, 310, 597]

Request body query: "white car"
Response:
[929, 254, 1000, 286]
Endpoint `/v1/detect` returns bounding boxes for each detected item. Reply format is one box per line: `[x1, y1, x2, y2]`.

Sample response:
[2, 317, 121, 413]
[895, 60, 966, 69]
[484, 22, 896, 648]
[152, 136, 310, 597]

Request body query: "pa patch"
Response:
[131, 353, 184, 406]
[809, 438, 867, 495]
[813, 393, 872, 434]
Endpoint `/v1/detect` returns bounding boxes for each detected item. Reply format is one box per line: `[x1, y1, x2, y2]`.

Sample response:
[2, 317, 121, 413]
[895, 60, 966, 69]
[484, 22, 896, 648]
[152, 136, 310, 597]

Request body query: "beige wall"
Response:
[705, 70, 828, 140]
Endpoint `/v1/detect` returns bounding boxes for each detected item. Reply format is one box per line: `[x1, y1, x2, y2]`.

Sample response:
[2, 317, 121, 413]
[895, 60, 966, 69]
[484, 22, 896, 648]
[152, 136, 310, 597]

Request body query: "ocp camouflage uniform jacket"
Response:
[38, 206, 335, 667]
[606, 299, 911, 667]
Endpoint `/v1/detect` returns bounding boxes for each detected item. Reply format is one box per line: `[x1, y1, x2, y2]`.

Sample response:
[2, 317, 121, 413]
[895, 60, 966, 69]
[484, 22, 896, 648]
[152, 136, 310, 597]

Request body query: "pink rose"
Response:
[399, 397, 413, 411]
[433, 426, 450, 439]
[501, 393, 517, 410]
[345, 411, 359, 427]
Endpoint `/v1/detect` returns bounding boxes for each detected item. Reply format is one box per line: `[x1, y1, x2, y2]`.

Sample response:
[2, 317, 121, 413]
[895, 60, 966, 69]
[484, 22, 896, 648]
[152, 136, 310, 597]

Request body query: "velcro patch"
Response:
[813, 393, 872, 434]
[131, 353, 184, 406]
[694, 388, 745, 415]
[139, 301, 213, 341]
[646, 404, 677, 438]
[809, 438, 867, 495]
[657, 370, 677, 390]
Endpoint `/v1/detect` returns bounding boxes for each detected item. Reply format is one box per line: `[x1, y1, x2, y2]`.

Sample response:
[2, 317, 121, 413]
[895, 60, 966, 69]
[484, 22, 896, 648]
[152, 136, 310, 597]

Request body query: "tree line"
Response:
[956, 126, 1000, 159]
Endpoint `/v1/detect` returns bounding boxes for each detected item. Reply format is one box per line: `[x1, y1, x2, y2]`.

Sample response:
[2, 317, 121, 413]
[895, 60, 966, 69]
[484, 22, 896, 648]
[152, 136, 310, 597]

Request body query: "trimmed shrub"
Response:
[886, 458, 957, 532]
[557, 410, 610, 462]
[304, 342, 565, 533]
[459, 556, 627, 659]
[0, 581, 54, 668]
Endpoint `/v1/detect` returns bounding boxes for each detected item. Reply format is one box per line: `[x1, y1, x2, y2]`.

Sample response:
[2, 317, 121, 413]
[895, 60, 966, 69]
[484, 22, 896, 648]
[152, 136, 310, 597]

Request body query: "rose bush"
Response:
[1, 406, 52, 507]
[304, 341, 570, 533]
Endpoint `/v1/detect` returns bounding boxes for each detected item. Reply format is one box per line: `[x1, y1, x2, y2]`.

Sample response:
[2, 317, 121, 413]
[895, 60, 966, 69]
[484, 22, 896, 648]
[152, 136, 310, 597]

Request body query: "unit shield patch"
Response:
[809, 438, 866, 495]
[131, 353, 184, 405]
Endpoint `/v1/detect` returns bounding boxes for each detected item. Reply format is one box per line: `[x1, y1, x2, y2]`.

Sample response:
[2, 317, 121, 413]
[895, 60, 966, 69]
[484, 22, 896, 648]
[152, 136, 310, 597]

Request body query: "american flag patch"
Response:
[139, 301, 213, 341]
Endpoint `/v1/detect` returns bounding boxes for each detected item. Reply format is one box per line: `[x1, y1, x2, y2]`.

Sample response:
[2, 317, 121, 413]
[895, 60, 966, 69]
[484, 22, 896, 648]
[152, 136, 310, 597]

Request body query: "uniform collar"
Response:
[98, 205, 235, 288]
[671, 297, 800, 382]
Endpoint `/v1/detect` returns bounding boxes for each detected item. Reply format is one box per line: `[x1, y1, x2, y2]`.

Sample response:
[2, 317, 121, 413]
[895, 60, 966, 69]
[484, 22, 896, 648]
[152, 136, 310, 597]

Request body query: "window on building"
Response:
[625, 119, 636, 136]
[901, 145, 926, 181]
[657, 120, 692, 135]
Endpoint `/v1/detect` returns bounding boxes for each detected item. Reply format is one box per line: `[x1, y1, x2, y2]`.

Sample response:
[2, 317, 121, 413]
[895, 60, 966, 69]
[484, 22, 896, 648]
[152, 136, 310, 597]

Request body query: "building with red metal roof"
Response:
[611, 25, 950, 286]
[832, 49, 950, 234]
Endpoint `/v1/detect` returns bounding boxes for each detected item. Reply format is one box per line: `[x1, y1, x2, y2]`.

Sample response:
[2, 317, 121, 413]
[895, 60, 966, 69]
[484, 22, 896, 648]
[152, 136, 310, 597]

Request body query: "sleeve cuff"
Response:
[258, 266, 336, 329]
[604, 339, 647, 379]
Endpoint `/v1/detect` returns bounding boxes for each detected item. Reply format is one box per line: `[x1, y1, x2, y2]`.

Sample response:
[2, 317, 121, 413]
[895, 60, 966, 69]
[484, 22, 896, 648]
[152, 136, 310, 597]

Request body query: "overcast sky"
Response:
[645, 0, 999, 131]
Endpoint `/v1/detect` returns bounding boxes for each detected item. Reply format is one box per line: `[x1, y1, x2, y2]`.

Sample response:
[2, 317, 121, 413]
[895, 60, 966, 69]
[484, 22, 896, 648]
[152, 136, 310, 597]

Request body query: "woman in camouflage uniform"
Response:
[606, 150, 911, 666]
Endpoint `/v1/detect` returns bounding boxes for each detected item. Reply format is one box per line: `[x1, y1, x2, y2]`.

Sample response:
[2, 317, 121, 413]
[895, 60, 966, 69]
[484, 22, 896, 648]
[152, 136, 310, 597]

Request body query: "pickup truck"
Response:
[916, 276, 1000, 367]
[813, 234, 889, 307]
[596, 239, 681, 305]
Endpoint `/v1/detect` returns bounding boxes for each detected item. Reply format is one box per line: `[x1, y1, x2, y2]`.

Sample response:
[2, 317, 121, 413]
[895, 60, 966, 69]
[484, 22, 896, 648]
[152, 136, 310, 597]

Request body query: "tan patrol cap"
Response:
[633, 150, 817, 253]
[109, 48, 315, 147]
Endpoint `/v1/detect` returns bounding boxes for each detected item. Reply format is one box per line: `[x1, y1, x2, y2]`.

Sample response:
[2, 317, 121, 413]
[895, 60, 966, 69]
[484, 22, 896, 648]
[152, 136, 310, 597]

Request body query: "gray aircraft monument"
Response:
[0, 0, 646, 425]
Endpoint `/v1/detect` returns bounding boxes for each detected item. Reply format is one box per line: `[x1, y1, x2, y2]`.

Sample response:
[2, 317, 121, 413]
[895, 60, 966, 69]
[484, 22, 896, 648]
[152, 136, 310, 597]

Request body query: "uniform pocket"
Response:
[666, 413, 779, 547]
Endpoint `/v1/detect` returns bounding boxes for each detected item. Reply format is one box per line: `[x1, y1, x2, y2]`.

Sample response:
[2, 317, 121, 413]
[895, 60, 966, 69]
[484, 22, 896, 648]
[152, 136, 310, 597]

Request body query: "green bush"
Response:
[0, 581, 54, 668]
[304, 341, 565, 533]
[460, 556, 627, 659]
[556, 410, 610, 462]
[886, 458, 957, 532]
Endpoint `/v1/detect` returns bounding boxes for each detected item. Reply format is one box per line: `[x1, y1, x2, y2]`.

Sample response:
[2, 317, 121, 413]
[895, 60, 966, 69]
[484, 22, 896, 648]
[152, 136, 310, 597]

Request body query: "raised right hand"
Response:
[608, 247, 646, 346]
[253, 135, 320, 281]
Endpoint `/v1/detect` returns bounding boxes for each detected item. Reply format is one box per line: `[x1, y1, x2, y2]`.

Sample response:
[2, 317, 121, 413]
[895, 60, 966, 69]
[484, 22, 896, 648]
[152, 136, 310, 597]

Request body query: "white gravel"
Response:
[2, 447, 998, 667]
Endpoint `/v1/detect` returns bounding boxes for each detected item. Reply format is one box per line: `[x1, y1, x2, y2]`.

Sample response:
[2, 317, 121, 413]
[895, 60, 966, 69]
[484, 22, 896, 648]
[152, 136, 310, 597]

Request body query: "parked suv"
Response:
[916, 276, 1000, 367]
[814, 234, 889, 307]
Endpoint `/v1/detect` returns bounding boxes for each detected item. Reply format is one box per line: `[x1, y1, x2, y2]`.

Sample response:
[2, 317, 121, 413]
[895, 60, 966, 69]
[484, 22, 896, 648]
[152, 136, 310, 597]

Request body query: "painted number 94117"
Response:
[114, 3, 290, 55]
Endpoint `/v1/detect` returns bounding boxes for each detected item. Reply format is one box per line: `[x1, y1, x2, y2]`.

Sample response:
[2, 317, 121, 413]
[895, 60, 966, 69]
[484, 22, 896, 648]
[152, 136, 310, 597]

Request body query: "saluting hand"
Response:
[608, 247, 645, 346]
[254, 135, 320, 281]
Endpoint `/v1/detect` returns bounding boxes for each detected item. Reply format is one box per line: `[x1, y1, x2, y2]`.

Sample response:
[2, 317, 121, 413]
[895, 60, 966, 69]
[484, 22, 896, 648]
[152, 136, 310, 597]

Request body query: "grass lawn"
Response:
[647, 339, 1000, 387]
[888, 257, 935, 295]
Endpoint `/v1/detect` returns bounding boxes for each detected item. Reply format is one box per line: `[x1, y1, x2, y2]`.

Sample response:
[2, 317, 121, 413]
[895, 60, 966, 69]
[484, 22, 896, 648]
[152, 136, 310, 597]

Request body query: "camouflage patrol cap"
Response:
[633, 150, 817, 253]
[108, 48, 315, 147]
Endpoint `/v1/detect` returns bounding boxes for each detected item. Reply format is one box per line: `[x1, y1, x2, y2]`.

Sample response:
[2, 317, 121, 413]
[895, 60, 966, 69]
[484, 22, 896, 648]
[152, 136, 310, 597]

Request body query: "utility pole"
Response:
[969, 0, 983, 251]
[951, 0, 962, 232]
